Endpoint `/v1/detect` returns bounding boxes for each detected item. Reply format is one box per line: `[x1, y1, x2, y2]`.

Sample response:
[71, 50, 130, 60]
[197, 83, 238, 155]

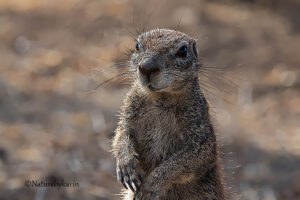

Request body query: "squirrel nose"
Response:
[139, 59, 161, 78]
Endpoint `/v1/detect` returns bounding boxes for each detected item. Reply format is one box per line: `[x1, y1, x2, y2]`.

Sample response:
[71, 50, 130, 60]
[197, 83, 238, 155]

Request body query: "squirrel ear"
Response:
[192, 42, 198, 59]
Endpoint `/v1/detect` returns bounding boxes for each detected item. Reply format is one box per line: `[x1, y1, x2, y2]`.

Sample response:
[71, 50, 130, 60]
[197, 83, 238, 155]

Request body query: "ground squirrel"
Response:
[112, 28, 225, 200]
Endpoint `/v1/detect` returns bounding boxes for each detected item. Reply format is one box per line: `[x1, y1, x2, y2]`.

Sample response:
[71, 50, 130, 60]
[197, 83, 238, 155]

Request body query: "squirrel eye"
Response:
[135, 43, 140, 51]
[176, 45, 187, 57]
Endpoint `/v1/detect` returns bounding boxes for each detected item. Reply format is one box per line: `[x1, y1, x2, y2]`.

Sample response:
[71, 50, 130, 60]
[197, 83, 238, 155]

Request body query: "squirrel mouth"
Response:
[147, 85, 160, 91]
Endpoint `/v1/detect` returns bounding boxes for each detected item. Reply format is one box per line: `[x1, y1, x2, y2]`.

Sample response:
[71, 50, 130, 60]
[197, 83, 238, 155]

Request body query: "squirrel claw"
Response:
[117, 168, 128, 189]
[126, 177, 135, 192]
[132, 178, 140, 191]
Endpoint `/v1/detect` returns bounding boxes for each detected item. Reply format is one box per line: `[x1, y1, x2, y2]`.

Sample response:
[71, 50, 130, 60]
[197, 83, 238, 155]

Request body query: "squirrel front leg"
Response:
[112, 125, 144, 192]
[134, 130, 216, 200]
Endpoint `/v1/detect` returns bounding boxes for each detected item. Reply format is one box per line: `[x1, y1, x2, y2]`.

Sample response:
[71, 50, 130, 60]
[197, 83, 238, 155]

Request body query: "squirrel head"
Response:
[130, 28, 199, 93]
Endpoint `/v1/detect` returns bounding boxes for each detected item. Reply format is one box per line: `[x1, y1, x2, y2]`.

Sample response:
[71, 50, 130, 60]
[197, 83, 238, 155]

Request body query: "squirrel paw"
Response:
[117, 157, 143, 192]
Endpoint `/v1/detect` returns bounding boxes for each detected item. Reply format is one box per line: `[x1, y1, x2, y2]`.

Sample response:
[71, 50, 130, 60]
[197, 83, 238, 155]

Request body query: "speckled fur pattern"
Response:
[112, 29, 225, 200]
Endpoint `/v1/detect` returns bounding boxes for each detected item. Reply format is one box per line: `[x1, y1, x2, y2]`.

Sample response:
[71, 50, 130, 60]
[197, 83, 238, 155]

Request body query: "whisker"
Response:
[87, 71, 130, 95]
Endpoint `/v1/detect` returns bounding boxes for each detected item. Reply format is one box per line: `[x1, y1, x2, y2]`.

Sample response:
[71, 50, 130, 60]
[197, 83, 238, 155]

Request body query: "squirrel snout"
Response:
[139, 58, 161, 79]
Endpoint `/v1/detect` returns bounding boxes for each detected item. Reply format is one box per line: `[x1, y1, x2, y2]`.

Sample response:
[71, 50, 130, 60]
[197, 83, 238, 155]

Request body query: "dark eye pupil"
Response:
[176, 46, 187, 57]
[135, 43, 140, 51]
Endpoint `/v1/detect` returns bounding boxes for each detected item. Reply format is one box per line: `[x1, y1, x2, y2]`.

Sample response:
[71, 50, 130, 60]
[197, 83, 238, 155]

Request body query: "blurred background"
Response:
[0, 0, 299, 199]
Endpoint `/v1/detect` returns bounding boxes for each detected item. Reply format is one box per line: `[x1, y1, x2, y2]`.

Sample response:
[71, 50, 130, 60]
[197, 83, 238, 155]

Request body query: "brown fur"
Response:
[112, 29, 225, 200]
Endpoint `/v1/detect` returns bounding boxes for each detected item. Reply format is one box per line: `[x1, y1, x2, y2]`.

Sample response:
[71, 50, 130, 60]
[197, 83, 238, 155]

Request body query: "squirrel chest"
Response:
[134, 101, 185, 172]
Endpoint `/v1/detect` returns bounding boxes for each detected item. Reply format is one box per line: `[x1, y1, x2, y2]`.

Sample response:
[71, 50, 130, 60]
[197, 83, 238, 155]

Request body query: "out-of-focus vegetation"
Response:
[0, 0, 299, 199]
